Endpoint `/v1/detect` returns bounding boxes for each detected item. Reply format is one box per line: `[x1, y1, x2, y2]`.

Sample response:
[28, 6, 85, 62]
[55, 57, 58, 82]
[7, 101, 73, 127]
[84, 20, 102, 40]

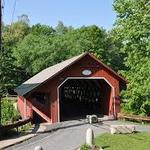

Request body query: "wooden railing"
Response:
[0, 117, 32, 133]
[118, 113, 150, 123]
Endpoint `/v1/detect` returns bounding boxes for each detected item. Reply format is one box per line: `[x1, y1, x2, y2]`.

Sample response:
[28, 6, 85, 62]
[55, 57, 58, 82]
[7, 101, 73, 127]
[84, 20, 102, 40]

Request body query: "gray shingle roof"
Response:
[15, 52, 127, 96]
[15, 53, 85, 96]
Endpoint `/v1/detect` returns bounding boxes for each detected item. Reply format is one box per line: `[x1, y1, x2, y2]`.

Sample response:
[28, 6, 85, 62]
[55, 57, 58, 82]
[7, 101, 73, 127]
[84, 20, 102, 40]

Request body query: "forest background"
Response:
[1, 0, 150, 125]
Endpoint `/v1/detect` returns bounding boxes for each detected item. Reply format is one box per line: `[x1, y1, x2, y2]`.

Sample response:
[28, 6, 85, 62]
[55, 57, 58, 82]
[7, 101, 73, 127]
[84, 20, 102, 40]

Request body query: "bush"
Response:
[141, 100, 150, 116]
[1, 97, 20, 125]
[80, 144, 90, 150]
[19, 122, 32, 132]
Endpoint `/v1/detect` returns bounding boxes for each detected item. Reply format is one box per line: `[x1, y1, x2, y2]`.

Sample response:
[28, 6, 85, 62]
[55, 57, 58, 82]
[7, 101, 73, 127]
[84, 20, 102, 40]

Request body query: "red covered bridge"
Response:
[15, 52, 127, 123]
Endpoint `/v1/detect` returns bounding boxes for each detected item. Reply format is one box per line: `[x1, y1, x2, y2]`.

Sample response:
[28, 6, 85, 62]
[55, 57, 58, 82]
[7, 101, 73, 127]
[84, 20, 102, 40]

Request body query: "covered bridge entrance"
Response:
[15, 52, 127, 123]
[59, 78, 111, 121]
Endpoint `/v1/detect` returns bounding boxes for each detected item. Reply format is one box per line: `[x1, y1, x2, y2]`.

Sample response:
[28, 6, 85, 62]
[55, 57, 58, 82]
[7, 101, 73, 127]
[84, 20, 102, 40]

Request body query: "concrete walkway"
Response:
[3, 120, 109, 150]
[3, 120, 150, 150]
[0, 124, 46, 149]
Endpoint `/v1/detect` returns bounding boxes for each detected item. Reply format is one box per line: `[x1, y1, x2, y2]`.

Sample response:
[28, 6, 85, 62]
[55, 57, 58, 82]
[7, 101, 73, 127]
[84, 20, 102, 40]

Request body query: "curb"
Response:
[37, 120, 89, 134]
[0, 134, 37, 150]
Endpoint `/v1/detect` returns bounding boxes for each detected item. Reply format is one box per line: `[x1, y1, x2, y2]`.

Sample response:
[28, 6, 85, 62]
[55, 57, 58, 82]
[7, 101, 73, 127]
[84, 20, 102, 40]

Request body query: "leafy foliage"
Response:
[1, 20, 31, 96]
[1, 98, 20, 125]
[114, 0, 150, 115]
[13, 24, 123, 76]
[80, 144, 90, 150]
[1, 0, 150, 119]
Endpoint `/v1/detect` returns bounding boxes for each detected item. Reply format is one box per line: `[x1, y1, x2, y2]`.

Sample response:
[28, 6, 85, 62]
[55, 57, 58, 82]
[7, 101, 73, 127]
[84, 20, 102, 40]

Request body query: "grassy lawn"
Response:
[94, 132, 150, 150]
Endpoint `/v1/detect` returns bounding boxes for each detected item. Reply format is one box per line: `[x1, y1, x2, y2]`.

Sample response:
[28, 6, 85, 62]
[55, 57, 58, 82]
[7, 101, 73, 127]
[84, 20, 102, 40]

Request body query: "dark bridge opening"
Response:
[59, 79, 111, 121]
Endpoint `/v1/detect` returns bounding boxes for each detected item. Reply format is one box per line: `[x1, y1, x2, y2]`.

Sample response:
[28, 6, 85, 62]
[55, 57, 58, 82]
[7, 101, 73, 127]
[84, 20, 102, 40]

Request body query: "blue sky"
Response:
[3, 0, 116, 30]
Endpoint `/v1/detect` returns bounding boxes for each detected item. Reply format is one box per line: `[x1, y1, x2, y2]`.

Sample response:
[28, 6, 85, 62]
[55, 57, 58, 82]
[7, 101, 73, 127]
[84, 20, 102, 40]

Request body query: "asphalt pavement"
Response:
[4, 120, 150, 150]
[4, 121, 109, 150]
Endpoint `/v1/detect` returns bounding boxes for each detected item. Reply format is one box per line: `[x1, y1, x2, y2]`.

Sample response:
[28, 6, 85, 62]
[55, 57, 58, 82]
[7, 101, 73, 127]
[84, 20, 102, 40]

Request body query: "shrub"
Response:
[80, 144, 90, 150]
[1, 97, 20, 125]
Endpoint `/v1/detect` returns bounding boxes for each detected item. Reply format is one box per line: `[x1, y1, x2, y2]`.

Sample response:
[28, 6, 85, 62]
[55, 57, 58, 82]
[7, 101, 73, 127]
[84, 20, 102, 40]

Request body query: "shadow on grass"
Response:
[102, 145, 110, 149]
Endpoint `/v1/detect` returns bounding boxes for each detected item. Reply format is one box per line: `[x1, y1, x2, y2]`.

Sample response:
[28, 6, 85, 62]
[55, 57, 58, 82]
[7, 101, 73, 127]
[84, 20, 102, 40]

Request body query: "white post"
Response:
[86, 128, 94, 147]
[34, 146, 43, 150]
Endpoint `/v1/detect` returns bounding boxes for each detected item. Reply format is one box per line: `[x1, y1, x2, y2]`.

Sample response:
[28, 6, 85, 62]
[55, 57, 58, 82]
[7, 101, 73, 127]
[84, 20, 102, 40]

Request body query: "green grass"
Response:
[94, 132, 150, 150]
[80, 144, 90, 150]
[18, 122, 32, 133]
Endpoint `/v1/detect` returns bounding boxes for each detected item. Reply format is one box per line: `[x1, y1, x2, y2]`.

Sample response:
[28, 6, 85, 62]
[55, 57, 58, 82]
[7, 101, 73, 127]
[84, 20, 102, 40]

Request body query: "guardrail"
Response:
[0, 117, 32, 134]
[118, 113, 150, 123]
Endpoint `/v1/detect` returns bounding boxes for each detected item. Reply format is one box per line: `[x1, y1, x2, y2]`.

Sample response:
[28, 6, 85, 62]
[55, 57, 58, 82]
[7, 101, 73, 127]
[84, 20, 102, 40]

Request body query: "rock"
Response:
[110, 127, 117, 134]
[110, 125, 136, 134]
[86, 128, 94, 146]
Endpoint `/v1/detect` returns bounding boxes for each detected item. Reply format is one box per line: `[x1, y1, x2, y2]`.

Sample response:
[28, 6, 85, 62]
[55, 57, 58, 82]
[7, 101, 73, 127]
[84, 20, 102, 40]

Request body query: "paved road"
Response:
[5, 121, 109, 150]
[5, 120, 150, 150]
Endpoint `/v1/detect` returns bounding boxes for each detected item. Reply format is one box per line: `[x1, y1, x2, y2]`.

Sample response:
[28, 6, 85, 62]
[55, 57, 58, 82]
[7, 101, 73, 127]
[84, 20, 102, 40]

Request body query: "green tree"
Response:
[55, 21, 68, 34]
[14, 23, 124, 77]
[1, 98, 20, 125]
[0, 43, 16, 96]
[18, 14, 30, 24]
[3, 21, 30, 46]
[63, 25, 124, 71]
[113, 0, 150, 115]
[13, 34, 52, 75]
[1, 17, 31, 95]
[31, 24, 55, 36]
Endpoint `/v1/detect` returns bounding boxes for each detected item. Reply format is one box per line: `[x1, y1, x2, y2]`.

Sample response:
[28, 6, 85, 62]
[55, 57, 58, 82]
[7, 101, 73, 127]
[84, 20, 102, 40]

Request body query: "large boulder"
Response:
[110, 125, 136, 134]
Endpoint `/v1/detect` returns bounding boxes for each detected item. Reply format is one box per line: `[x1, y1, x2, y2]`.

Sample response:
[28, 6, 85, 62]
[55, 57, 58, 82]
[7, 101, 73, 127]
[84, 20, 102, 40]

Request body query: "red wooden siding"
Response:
[17, 54, 126, 123]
